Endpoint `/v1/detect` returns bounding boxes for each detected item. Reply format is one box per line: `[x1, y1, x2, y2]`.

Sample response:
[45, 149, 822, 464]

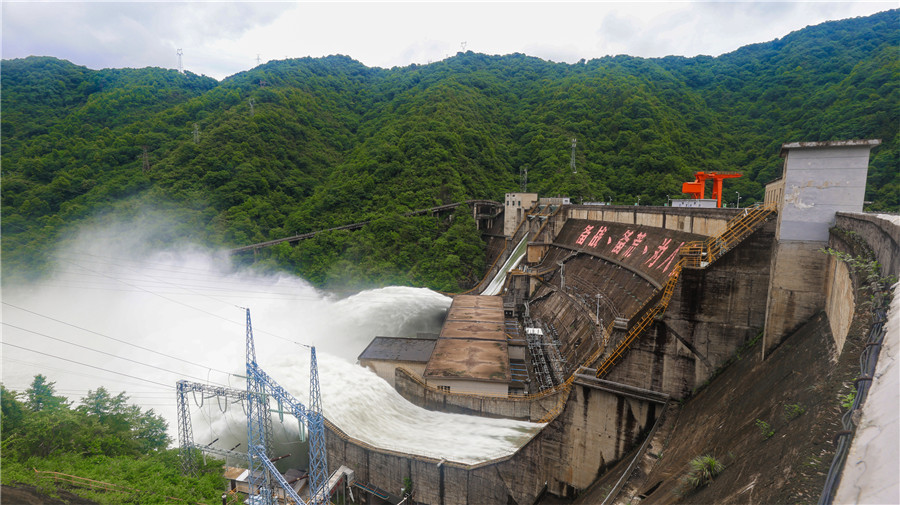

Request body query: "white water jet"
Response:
[481, 235, 528, 296]
[1, 222, 542, 465]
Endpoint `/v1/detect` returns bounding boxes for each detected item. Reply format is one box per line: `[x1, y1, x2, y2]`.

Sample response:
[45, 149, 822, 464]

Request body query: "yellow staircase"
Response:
[594, 203, 776, 379]
[680, 202, 777, 268]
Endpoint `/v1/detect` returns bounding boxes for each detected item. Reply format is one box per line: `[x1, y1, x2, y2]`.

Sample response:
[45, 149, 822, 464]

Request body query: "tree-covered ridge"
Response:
[1, 376, 226, 504]
[2, 9, 897, 290]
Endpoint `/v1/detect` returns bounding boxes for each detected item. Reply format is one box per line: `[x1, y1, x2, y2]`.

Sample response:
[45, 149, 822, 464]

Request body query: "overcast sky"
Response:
[2, 1, 895, 80]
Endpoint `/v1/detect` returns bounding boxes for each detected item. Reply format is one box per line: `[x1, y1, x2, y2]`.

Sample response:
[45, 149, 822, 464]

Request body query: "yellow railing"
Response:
[33, 469, 202, 504]
[423, 204, 777, 408]
[594, 262, 682, 378]
[681, 203, 776, 268]
[593, 202, 776, 379]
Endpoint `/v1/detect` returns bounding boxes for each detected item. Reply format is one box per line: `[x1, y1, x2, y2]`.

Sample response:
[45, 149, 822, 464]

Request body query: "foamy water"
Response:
[1, 225, 542, 464]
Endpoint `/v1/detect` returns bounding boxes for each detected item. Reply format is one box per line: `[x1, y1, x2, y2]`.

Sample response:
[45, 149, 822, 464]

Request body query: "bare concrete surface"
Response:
[587, 300, 877, 505]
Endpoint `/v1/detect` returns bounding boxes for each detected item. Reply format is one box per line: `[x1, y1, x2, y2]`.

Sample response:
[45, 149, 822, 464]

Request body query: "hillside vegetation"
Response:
[1, 376, 225, 504]
[2, 10, 897, 290]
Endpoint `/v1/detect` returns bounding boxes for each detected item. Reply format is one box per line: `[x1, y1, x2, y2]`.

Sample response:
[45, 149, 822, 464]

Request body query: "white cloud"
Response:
[2, 1, 895, 79]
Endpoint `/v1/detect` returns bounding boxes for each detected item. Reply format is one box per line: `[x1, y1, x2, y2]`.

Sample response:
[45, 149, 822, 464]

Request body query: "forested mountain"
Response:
[2, 10, 897, 290]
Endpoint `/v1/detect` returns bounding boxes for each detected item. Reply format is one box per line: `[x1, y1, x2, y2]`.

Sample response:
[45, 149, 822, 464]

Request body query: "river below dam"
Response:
[1, 227, 542, 465]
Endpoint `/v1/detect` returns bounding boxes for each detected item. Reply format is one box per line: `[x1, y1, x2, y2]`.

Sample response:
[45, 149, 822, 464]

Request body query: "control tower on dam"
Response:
[334, 140, 897, 505]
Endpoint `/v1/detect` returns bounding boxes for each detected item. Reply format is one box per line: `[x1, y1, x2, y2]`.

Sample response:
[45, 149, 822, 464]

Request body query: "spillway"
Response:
[1, 227, 542, 465]
[481, 235, 528, 296]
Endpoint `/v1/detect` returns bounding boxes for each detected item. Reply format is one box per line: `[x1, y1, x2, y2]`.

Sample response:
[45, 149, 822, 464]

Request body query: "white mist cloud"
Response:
[1, 214, 538, 463]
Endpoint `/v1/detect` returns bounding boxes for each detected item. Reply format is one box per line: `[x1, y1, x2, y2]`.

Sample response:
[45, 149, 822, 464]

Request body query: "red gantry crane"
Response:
[681, 171, 742, 208]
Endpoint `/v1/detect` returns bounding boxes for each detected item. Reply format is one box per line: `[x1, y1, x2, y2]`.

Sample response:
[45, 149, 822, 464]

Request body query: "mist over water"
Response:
[1, 221, 542, 464]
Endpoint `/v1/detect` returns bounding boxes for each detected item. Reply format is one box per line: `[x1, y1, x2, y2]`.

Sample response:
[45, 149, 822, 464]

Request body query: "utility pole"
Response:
[570, 138, 577, 173]
[520, 166, 528, 192]
[735, 191, 741, 208]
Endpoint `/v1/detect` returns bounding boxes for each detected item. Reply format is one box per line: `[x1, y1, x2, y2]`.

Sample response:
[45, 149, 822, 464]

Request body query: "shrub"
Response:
[682, 454, 725, 490]
[841, 387, 857, 410]
[783, 403, 806, 420]
[755, 419, 774, 439]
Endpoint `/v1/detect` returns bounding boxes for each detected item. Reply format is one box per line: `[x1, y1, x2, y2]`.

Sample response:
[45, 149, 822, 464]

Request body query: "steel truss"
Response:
[177, 309, 329, 505]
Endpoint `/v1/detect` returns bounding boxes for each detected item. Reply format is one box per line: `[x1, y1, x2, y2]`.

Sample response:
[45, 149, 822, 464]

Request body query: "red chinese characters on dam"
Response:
[574, 225, 683, 275]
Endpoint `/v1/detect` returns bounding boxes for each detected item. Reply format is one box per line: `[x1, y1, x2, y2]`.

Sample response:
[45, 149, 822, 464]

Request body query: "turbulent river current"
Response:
[1, 226, 542, 465]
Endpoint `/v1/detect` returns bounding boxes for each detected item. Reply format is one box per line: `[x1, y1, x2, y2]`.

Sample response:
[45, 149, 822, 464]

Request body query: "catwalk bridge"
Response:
[229, 200, 502, 255]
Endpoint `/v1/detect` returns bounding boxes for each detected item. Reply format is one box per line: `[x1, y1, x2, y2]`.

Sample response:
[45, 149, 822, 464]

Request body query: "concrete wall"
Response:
[777, 144, 874, 242]
[824, 213, 899, 356]
[395, 368, 565, 421]
[326, 379, 661, 504]
[359, 359, 426, 388]
[425, 378, 509, 396]
[834, 213, 900, 281]
[566, 206, 737, 237]
[604, 220, 776, 399]
[763, 141, 879, 355]
[762, 240, 829, 355]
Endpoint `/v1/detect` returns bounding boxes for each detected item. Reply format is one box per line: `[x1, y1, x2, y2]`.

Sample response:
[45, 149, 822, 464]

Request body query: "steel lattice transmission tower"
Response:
[177, 308, 330, 504]
[243, 308, 330, 505]
[245, 309, 275, 503]
[307, 346, 328, 497]
[177, 48, 184, 73]
[570, 137, 577, 173]
[176, 383, 196, 476]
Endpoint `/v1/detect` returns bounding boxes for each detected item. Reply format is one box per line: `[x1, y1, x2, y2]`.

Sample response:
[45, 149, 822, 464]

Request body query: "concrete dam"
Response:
[331, 140, 899, 504]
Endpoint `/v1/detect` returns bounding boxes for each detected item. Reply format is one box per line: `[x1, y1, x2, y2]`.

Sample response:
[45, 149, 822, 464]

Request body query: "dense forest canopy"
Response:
[2, 10, 897, 290]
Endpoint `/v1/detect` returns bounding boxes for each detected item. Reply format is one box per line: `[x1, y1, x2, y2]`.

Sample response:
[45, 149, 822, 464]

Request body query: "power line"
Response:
[2, 342, 175, 390]
[2, 322, 222, 386]
[54, 256, 305, 346]
[2, 356, 167, 392]
[3, 302, 231, 376]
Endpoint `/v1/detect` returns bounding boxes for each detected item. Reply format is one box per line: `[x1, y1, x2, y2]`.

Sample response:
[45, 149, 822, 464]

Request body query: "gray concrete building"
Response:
[762, 139, 880, 355]
[357, 336, 436, 387]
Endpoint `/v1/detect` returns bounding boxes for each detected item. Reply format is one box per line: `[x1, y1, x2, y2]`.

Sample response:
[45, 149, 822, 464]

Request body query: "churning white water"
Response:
[1, 223, 542, 464]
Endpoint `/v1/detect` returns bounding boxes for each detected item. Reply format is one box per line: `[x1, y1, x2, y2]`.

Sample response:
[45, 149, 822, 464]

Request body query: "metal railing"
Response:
[681, 203, 776, 268]
[33, 470, 204, 504]
[592, 202, 776, 379]
[594, 262, 682, 378]
[404, 203, 777, 412]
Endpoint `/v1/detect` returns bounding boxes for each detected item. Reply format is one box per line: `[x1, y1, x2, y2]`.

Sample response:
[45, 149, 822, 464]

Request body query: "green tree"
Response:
[25, 374, 69, 411]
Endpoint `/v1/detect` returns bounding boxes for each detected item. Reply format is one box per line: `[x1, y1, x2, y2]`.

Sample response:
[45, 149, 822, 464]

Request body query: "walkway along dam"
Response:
[323, 140, 898, 504]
